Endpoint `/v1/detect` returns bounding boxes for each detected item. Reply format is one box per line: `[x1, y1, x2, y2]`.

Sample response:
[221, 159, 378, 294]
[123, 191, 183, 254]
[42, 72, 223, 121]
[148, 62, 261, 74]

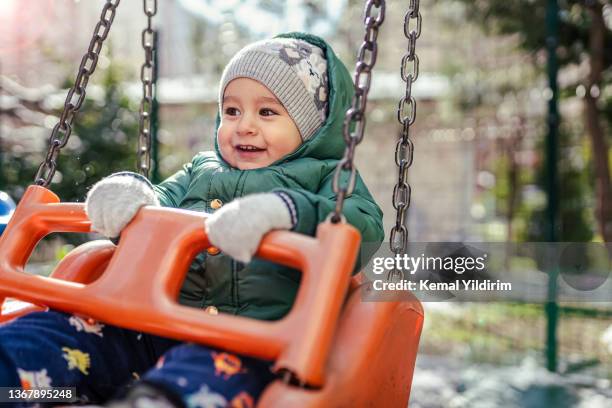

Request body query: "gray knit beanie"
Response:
[219, 38, 329, 141]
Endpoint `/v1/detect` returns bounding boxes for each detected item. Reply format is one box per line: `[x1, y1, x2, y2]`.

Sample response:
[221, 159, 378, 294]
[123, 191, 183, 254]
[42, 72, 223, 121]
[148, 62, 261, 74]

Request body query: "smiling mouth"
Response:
[236, 144, 265, 152]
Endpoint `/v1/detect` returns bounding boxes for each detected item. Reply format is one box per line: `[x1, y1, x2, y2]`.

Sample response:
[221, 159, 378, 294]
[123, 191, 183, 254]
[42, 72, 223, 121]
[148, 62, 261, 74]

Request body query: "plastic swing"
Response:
[0, 0, 423, 406]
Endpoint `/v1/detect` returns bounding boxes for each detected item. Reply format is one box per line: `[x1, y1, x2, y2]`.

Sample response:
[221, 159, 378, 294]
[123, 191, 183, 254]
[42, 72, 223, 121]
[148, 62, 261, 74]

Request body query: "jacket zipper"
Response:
[231, 260, 238, 311]
[230, 171, 246, 311]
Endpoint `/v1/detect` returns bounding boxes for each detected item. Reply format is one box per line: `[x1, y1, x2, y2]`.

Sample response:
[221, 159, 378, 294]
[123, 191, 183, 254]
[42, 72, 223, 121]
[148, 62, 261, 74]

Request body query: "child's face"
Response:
[217, 78, 302, 170]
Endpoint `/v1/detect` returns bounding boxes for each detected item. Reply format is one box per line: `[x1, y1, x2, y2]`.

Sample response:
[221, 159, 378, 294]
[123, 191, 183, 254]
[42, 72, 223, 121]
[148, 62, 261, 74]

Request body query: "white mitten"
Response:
[205, 192, 297, 263]
[85, 172, 160, 239]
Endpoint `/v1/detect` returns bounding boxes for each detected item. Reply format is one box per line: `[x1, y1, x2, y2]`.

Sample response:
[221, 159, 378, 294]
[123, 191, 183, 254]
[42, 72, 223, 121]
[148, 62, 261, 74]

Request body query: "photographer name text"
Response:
[372, 279, 512, 291]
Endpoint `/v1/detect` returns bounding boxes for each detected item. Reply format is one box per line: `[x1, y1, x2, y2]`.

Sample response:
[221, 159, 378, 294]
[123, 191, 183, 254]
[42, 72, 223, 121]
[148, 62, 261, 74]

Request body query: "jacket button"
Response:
[207, 246, 221, 256]
[210, 199, 223, 210]
[205, 306, 219, 315]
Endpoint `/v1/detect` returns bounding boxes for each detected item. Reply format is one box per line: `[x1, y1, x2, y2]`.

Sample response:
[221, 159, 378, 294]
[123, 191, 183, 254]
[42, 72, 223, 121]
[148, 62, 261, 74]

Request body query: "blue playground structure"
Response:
[0, 192, 16, 236]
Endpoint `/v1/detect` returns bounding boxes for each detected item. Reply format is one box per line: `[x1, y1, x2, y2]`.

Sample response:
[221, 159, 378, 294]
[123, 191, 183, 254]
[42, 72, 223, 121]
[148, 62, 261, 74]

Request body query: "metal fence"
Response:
[419, 302, 612, 379]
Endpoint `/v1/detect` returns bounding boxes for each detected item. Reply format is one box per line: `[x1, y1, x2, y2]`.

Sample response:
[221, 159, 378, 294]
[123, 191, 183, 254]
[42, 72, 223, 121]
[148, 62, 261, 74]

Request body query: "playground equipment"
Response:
[0, 192, 16, 236]
[0, 0, 423, 406]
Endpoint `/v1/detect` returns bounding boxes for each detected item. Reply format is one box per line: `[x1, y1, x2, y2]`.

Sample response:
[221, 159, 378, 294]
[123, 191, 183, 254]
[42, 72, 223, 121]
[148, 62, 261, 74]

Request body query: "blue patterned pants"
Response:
[0, 310, 275, 407]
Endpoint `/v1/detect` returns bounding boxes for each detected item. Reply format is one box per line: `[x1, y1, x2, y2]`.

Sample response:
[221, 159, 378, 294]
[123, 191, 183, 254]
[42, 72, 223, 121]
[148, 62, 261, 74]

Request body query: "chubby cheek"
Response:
[216, 127, 236, 165]
[269, 136, 301, 161]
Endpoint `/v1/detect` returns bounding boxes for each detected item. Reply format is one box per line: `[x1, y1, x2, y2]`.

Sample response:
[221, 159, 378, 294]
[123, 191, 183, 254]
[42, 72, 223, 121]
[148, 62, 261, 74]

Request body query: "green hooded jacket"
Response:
[152, 32, 384, 321]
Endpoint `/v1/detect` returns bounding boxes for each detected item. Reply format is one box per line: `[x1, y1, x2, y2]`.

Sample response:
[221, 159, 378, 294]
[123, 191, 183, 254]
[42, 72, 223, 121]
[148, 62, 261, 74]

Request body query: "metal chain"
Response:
[330, 0, 386, 223]
[137, 0, 158, 178]
[34, 0, 121, 186]
[388, 0, 421, 279]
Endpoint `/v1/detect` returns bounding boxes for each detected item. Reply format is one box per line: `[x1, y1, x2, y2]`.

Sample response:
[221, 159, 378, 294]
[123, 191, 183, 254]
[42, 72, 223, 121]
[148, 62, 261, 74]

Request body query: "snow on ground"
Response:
[409, 354, 612, 408]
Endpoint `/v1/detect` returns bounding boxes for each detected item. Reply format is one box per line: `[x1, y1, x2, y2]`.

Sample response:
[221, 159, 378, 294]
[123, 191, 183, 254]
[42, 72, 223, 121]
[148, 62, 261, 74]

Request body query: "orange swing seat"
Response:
[0, 185, 423, 407]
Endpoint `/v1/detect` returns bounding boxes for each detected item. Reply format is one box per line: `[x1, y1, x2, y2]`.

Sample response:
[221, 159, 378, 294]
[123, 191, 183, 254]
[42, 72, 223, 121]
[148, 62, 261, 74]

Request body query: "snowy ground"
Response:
[409, 354, 612, 408]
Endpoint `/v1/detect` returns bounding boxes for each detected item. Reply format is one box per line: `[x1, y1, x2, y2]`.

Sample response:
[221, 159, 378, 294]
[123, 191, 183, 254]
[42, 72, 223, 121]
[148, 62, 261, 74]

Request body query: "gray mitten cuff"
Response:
[274, 191, 297, 229]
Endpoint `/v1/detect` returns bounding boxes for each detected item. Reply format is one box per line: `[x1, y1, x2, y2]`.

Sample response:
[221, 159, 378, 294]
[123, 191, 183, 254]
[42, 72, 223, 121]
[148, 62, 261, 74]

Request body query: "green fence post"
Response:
[545, 0, 560, 373]
[151, 29, 161, 184]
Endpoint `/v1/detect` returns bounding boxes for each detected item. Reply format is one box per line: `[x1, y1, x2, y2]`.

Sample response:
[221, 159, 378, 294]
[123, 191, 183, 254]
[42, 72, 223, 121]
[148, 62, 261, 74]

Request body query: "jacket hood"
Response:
[214, 32, 353, 165]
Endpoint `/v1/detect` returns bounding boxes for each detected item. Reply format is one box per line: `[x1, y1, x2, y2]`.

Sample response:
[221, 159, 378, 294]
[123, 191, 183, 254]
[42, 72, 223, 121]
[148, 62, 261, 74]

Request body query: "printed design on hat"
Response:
[275, 39, 329, 116]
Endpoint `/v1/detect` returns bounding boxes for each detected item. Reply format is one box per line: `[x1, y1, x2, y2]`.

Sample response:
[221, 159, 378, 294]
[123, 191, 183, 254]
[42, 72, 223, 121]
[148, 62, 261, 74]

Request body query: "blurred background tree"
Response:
[449, 0, 611, 240]
[52, 64, 138, 202]
[525, 128, 594, 241]
[1, 62, 138, 203]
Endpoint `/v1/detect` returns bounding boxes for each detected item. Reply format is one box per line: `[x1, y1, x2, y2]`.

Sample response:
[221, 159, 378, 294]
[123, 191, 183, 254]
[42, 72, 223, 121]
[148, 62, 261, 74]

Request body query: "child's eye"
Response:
[259, 108, 278, 117]
[224, 107, 240, 116]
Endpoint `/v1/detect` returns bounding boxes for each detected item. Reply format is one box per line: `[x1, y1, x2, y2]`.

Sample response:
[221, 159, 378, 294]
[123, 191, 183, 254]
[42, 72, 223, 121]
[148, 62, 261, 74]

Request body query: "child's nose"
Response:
[236, 114, 257, 136]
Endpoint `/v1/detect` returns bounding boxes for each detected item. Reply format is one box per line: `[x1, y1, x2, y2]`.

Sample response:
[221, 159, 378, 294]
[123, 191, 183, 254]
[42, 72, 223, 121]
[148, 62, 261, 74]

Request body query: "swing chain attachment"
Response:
[330, 0, 385, 223]
[137, 0, 158, 179]
[389, 0, 421, 280]
[34, 0, 121, 187]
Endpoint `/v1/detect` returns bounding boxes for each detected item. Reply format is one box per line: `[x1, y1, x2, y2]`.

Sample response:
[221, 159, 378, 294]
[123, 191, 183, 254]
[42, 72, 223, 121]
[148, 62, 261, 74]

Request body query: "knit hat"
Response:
[219, 38, 329, 141]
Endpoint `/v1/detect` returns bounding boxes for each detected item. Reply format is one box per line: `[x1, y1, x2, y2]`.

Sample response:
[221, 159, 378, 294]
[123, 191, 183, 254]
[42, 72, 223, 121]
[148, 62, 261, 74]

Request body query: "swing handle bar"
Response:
[0, 185, 361, 387]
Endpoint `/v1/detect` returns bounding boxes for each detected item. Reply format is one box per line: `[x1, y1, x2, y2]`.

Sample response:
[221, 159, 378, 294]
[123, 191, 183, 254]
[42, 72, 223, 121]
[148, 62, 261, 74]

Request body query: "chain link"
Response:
[388, 0, 421, 280]
[330, 0, 385, 223]
[137, 0, 158, 178]
[34, 0, 121, 186]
